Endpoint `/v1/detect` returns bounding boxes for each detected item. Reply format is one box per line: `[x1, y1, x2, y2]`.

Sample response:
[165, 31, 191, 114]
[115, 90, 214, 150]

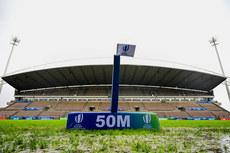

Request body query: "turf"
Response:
[0, 120, 230, 152]
[1, 120, 230, 128]
[160, 120, 230, 127]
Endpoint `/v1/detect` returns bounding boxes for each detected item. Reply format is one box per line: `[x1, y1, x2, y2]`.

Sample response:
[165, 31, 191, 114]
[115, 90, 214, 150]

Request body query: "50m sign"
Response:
[96, 115, 130, 128]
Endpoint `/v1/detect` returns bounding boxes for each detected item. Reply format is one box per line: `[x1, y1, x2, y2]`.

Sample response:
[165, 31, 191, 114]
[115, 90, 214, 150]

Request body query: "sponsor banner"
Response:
[187, 108, 207, 111]
[24, 117, 33, 120]
[60, 117, 68, 120]
[22, 107, 40, 110]
[66, 112, 160, 130]
[38, 117, 54, 120]
[197, 101, 212, 103]
[32, 117, 54, 120]
[170, 117, 193, 120]
[221, 118, 230, 120]
[16, 100, 32, 103]
[0, 117, 6, 120]
[158, 118, 168, 120]
[193, 117, 214, 120]
[11, 117, 23, 120]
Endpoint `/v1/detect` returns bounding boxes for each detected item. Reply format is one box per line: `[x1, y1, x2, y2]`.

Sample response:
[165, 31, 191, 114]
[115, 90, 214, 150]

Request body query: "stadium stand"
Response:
[85, 88, 107, 96]
[163, 111, 190, 118]
[153, 112, 164, 118]
[27, 101, 59, 109]
[128, 101, 145, 112]
[211, 111, 230, 118]
[117, 101, 129, 110]
[84, 101, 101, 111]
[1, 99, 229, 119]
[39, 111, 66, 118]
[0, 111, 17, 118]
[187, 111, 215, 118]
[14, 110, 41, 117]
[100, 101, 112, 110]
[1, 64, 229, 120]
[198, 103, 223, 111]
[143, 102, 174, 111]
[170, 101, 200, 109]
[55, 101, 86, 111]
[6, 102, 30, 110]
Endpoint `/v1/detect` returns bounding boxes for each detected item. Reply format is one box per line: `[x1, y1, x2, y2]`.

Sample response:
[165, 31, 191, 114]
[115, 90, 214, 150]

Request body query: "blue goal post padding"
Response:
[66, 112, 160, 130]
[110, 55, 120, 113]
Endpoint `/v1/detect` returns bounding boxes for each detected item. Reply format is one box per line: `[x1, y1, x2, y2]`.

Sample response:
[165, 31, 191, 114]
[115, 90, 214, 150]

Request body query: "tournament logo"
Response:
[143, 114, 151, 124]
[75, 114, 83, 124]
[123, 45, 129, 51]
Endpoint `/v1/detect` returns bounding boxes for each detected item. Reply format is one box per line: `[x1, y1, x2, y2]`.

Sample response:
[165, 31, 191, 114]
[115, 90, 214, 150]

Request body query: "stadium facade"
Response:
[0, 58, 229, 120]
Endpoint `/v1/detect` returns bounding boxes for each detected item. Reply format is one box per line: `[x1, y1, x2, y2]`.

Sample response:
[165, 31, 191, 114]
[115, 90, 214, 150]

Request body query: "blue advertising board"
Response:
[193, 117, 214, 120]
[197, 101, 212, 103]
[66, 112, 160, 130]
[11, 117, 23, 120]
[187, 108, 207, 111]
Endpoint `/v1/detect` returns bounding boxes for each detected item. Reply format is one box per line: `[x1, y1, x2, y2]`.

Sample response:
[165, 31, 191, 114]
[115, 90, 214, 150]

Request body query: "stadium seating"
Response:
[187, 111, 215, 118]
[85, 88, 107, 96]
[99, 101, 129, 110]
[128, 101, 145, 112]
[2, 85, 229, 120]
[84, 101, 101, 111]
[39, 111, 66, 118]
[117, 102, 129, 110]
[153, 112, 164, 118]
[120, 88, 144, 96]
[6, 102, 30, 110]
[27, 101, 59, 109]
[163, 111, 190, 118]
[0, 111, 17, 118]
[55, 101, 86, 110]
[211, 111, 230, 118]
[143, 102, 174, 111]
[198, 103, 223, 111]
[14, 110, 41, 117]
[170, 101, 200, 109]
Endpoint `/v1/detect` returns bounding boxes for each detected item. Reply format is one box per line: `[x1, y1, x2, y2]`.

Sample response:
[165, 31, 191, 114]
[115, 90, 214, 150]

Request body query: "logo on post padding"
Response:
[75, 114, 83, 124]
[143, 114, 151, 124]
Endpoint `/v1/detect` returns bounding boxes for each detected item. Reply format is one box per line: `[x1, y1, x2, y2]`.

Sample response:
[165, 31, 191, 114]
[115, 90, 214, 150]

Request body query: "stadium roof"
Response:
[2, 64, 226, 92]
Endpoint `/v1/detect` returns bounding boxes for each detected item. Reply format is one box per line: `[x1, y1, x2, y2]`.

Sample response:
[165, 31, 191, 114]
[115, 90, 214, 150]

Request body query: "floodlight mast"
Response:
[0, 36, 20, 94]
[209, 37, 230, 102]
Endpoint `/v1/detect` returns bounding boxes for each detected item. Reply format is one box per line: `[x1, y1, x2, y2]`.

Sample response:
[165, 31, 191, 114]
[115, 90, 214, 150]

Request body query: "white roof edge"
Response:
[2, 56, 225, 78]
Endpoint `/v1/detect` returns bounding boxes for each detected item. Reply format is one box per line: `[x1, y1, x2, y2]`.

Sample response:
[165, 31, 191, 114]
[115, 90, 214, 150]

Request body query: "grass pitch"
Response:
[0, 120, 230, 152]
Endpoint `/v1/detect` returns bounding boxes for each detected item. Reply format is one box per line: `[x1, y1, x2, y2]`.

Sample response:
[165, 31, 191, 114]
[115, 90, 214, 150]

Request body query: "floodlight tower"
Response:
[0, 36, 20, 94]
[209, 37, 230, 102]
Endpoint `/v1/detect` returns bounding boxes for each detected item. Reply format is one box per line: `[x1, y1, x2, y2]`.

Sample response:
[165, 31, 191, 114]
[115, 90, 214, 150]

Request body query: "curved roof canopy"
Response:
[2, 64, 226, 92]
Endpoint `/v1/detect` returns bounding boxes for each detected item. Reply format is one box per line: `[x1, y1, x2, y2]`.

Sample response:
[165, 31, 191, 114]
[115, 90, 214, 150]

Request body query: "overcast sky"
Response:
[0, 0, 230, 110]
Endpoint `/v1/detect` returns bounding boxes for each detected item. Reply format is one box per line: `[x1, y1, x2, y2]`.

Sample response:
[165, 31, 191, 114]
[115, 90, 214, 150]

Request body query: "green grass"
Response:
[160, 120, 230, 127]
[1, 120, 230, 128]
[0, 120, 230, 152]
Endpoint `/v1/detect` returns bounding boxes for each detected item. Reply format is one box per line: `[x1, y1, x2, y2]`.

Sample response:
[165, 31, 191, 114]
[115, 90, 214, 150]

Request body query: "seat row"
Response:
[0, 110, 229, 119]
[5, 101, 225, 111]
